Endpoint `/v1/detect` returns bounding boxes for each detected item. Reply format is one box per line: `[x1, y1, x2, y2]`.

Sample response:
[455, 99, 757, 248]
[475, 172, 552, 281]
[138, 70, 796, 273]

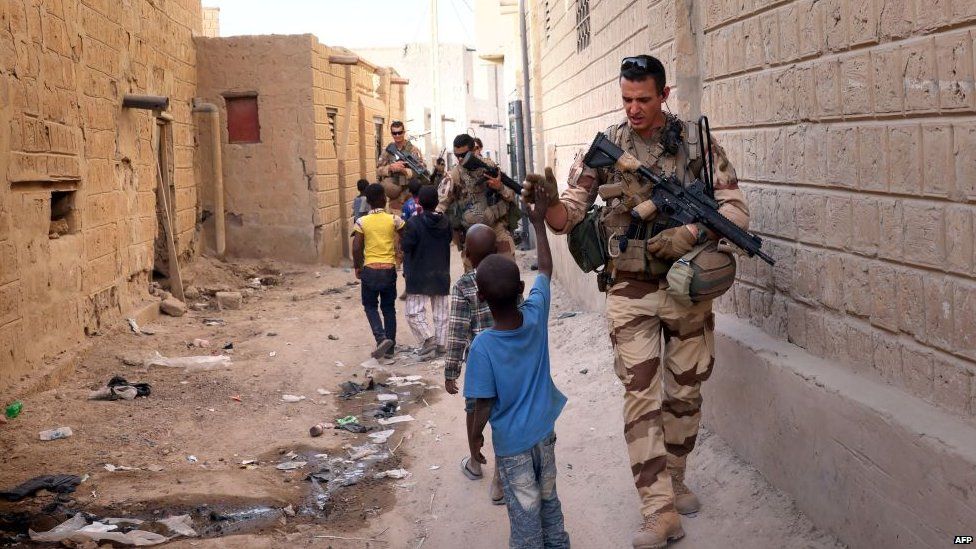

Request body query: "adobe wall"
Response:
[0, 0, 201, 392]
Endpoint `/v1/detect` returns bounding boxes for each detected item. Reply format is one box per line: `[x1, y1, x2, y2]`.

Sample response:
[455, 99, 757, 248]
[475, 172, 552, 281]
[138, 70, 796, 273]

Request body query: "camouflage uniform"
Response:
[377, 141, 426, 213]
[436, 157, 517, 270]
[550, 114, 749, 517]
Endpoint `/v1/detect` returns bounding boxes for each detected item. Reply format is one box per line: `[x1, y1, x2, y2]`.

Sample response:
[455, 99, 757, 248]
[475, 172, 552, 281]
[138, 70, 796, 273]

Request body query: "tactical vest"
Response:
[596, 115, 702, 278]
[448, 161, 509, 229]
[379, 142, 421, 201]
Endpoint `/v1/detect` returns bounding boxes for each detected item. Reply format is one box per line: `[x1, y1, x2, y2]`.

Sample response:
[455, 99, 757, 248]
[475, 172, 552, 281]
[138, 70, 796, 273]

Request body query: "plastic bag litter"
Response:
[158, 515, 197, 537]
[276, 461, 307, 471]
[144, 352, 232, 372]
[30, 514, 169, 545]
[281, 394, 306, 403]
[368, 429, 396, 444]
[374, 468, 411, 480]
[377, 415, 414, 425]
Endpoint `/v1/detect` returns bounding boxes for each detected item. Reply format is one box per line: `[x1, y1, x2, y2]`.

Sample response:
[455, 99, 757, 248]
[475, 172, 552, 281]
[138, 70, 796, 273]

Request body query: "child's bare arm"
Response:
[352, 233, 365, 277]
[528, 183, 553, 278]
[467, 398, 495, 465]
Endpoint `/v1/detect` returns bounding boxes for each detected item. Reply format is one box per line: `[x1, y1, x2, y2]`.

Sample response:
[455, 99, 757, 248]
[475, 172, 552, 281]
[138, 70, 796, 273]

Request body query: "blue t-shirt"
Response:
[464, 274, 567, 457]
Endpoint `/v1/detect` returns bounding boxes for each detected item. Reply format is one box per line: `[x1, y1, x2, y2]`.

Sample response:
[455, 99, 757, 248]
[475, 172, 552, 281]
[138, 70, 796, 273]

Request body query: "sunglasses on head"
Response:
[391, 130, 405, 136]
[620, 56, 653, 73]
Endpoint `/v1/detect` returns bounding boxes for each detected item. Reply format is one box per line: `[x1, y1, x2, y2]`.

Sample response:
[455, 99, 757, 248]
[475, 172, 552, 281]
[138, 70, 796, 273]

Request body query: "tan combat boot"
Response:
[632, 509, 685, 549]
[670, 468, 701, 515]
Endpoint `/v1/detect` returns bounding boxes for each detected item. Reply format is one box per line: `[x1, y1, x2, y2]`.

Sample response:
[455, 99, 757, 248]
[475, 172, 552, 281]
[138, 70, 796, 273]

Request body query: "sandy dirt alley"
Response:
[0, 252, 844, 549]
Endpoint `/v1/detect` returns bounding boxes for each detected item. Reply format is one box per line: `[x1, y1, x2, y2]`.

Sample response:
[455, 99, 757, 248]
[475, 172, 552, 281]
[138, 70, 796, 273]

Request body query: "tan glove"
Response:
[522, 167, 559, 207]
[647, 225, 697, 260]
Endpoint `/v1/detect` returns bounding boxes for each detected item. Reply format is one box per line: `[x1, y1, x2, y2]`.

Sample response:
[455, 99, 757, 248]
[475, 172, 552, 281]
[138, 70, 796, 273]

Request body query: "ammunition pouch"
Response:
[381, 178, 405, 201]
[568, 205, 607, 273]
[665, 239, 737, 306]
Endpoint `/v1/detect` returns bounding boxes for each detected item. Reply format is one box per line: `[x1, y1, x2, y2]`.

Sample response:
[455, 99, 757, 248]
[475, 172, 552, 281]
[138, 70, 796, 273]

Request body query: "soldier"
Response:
[523, 55, 750, 548]
[472, 136, 484, 157]
[376, 120, 427, 213]
[436, 133, 517, 271]
[431, 157, 447, 189]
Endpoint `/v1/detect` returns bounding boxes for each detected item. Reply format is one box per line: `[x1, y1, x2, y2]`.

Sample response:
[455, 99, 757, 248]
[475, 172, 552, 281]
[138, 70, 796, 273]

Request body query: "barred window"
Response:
[326, 107, 338, 143]
[575, 0, 590, 52]
[544, 0, 552, 43]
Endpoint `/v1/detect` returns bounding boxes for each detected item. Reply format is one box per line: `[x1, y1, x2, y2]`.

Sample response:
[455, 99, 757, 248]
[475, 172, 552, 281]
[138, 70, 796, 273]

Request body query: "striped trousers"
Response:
[405, 294, 450, 346]
[606, 278, 715, 517]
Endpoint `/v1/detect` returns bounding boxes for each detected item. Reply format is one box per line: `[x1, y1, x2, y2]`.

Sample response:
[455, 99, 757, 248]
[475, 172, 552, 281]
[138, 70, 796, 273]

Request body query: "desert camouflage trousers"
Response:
[606, 277, 715, 517]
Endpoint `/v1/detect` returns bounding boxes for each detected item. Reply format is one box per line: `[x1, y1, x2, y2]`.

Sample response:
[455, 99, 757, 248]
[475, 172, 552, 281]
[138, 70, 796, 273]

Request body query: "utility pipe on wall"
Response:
[192, 101, 225, 256]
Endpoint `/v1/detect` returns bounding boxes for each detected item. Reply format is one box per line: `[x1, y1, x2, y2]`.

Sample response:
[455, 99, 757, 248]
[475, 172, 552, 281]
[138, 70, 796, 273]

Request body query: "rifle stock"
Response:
[385, 143, 431, 184]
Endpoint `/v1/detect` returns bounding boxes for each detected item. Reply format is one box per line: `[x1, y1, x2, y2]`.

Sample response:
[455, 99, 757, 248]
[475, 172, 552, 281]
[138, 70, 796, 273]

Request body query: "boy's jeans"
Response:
[497, 433, 570, 549]
[360, 267, 397, 344]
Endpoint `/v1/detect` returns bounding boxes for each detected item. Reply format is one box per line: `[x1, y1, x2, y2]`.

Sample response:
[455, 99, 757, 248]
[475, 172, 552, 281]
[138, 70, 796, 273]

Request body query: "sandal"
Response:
[460, 456, 483, 480]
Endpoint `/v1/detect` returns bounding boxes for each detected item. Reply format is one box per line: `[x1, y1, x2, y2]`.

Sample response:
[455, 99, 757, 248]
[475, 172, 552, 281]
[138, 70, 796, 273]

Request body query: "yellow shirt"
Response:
[353, 209, 405, 266]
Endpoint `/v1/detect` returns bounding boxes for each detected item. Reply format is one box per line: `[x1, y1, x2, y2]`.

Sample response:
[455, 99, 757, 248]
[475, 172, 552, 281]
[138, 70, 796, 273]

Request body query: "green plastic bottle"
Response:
[5, 400, 23, 419]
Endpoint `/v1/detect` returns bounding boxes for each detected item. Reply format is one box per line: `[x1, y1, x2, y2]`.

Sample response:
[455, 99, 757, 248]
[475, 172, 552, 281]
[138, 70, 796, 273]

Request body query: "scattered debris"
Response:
[0, 474, 82, 502]
[145, 352, 232, 372]
[103, 464, 139, 472]
[158, 514, 198, 537]
[339, 379, 375, 399]
[240, 460, 259, 470]
[192, 338, 211, 348]
[203, 318, 225, 326]
[230, 395, 242, 402]
[374, 469, 411, 480]
[247, 278, 263, 289]
[579, 368, 589, 375]
[281, 394, 305, 403]
[328, 334, 339, 341]
[187, 455, 198, 463]
[223, 342, 234, 350]
[360, 358, 380, 369]
[429, 465, 441, 470]
[316, 388, 331, 395]
[269, 351, 277, 357]
[336, 415, 368, 433]
[89, 376, 151, 401]
[372, 401, 399, 419]
[309, 423, 328, 437]
[276, 460, 307, 471]
[39, 427, 73, 441]
[557, 311, 580, 319]
[267, 332, 278, 336]
[377, 415, 414, 426]
[160, 297, 188, 317]
[147, 465, 164, 472]
[347, 443, 380, 461]
[29, 514, 169, 545]
[216, 291, 244, 310]
[377, 393, 399, 402]
[5, 400, 22, 419]
[368, 429, 396, 444]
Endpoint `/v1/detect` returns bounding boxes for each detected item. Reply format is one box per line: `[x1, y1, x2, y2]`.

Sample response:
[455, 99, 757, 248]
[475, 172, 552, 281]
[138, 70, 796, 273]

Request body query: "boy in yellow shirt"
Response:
[353, 184, 406, 359]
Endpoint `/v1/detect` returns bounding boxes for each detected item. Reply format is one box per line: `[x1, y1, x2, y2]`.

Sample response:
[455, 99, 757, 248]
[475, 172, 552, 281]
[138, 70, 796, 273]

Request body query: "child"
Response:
[401, 180, 423, 220]
[352, 178, 370, 222]
[401, 186, 452, 357]
[465, 183, 570, 548]
[352, 184, 405, 359]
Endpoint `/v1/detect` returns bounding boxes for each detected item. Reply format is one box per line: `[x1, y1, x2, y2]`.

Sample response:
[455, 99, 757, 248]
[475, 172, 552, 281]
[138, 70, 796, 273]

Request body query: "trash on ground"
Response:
[147, 465, 164, 472]
[580, 368, 589, 375]
[281, 394, 305, 403]
[339, 379, 375, 399]
[203, 318, 225, 326]
[192, 338, 210, 348]
[39, 427, 73, 441]
[359, 358, 380, 369]
[5, 400, 22, 419]
[269, 351, 277, 357]
[335, 360, 345, 368]
[29, 514, 170, 545]
[377, 415, 414, 426]
[376, 393, 398, 402]
[429, 465, 441, 470]
[372, 401, 399, 419]
[0, 474, 82, 502]
[368, 429, 396, 444]
[374, 468, 411, 480]
[328, 334, 339, 341]
[223, 342, 234, 350]
[347, 443, 380, 461]
[159, 514, 198, 537]
[276, 460, 307, 471]
[230, 395, 242, 402]
[103, 464, 139, 472]
[187, 455, 198, 463]
[309, 423, 327, 437]
[145, 352, 232, 372]
[557, 311, 580, 319]
[89, 376, 151, 401]
[316, 388, 331, 395]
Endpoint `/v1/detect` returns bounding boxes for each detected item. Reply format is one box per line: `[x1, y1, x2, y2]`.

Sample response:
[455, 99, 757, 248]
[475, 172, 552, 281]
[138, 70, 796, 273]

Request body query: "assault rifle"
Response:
[583, 132, 775, 265]
[460, 152, 524, 195]
[385, 143, 431, 185]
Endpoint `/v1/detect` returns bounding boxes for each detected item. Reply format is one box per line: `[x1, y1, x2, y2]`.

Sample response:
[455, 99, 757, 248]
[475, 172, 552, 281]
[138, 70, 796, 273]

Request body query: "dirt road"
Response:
[0, 254, 842, 548]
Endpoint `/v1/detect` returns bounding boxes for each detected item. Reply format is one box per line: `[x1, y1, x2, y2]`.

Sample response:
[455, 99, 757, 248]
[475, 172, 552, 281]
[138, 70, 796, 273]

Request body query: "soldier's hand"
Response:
[485, 173, 503, 191]
[522, 167, 558, 206]
[528, 184, 550, 226]
[647, 225, 697, 260]
[445, 379, 459, 395]
[390, 161, 406, 173]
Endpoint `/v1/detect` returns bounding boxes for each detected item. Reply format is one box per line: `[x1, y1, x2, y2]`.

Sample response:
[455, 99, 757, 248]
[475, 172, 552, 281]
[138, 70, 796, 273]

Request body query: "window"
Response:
[544, 0, 552, 43]
[575, 0, 591, 52]
[326, 107, 338, 142]
[374, 117, 385, 161]
[225, 95, 260, 143]
[49, 190, 78, 237]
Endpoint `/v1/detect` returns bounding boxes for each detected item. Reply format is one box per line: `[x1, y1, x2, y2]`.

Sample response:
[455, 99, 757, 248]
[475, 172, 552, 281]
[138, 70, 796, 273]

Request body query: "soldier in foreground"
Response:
[437, 133, 518, 270]
[376, 120, 426, 213]
[523, 55, 750, 548]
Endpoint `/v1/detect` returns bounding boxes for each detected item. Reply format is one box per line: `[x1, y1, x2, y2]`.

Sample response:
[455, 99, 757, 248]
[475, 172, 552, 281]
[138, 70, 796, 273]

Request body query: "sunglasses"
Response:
[454, 152, 467, 160]
[391, 130, 405, 136]
[620, 56, 653, 73]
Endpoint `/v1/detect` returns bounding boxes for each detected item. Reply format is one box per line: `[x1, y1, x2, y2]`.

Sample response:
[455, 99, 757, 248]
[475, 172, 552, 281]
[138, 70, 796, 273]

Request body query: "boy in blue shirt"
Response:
[465, 182, 569, 548]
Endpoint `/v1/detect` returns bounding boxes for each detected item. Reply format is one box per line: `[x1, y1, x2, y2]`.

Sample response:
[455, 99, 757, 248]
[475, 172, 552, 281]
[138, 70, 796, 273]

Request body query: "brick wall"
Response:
[201, 6, 218, 38]
[532, 0, 976, 419]
[0, 0, 201, 391]
[701, 0, 976, 418]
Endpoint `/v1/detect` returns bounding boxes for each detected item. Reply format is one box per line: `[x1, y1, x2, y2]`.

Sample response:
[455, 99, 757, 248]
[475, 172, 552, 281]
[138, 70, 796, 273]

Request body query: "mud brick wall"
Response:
[700, 0, 976, 419]
[0, 0, 201, 390]
[311, 43, 348, 266]
[532, 0, 976, 420]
